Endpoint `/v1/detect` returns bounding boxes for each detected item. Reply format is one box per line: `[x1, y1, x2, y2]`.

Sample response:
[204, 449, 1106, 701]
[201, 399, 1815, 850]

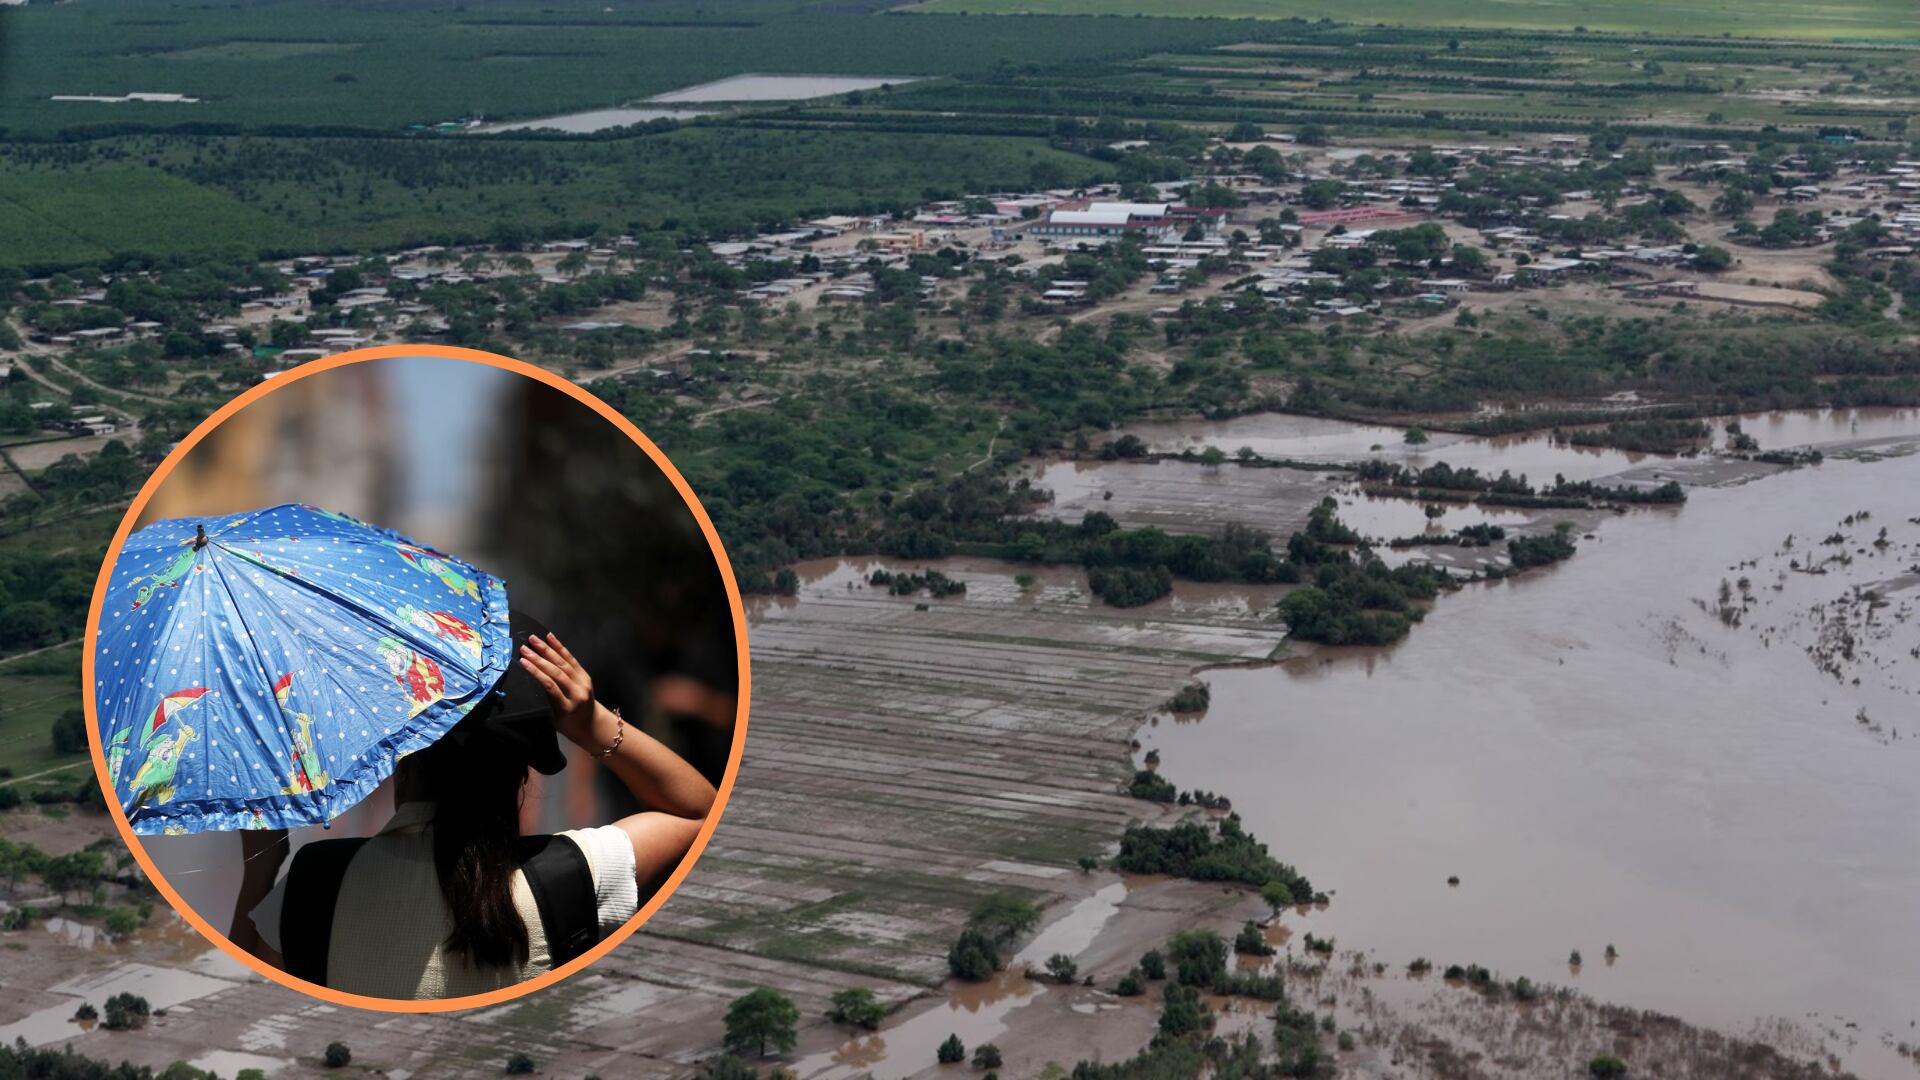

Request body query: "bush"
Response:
[73, 1002, 97, 1022]
[1088, 564, 1172, 608]
[1166, 681, 1210, 712]
[1044, 953, 1077, 984]
[505, 1052, 536, 1074]
[1139, 949, 1166, 980]
[972, 1043, 1002, 1069]
[104, 907, 141, 938]
[1114, 818, 1313, 900]
[323, 1042, 352, 1068]
[1233, 921, 1274, 956]
[826, 987, 886, 1030]
[1127, 769, 1177, 802]
[1166, 930, 1228, 988]
[50, 708, 88, 755]
[1115, 970, 1145, 996]
[937, 1033, 966, 1064]
[102, 993, 149, 1031]
[947, 928, 1000, 981]
[1589, 1056, 1629, 1078]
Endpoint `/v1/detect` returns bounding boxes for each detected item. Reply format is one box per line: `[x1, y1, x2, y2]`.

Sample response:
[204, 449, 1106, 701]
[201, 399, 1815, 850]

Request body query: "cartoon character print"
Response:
[396, 604, 484, 669]
[376, 636, 447, 719]
[123, 687, 209, 810]
[130, 547, 199, 609]
[392, 542, 480, 601]
[274, 673, 332, 795]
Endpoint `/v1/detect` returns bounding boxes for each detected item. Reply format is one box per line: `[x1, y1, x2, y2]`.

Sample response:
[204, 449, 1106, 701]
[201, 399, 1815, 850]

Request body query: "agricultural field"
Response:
[0, 1, 1263, 133]
[0, 642, 86, 798]
[909, 0, 1920, 42]
[0, 129, 1110, 270]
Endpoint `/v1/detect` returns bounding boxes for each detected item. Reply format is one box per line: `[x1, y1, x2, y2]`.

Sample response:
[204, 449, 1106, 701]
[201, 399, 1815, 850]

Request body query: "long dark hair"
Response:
[407, 739, 530, 968]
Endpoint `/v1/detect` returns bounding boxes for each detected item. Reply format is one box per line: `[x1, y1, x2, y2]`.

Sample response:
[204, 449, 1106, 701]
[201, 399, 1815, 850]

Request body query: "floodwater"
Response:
[647, 74, 923, 103]
[470, 107, 702, 134]
[0, 957, 243, 1048]
[793, 884, 1128, 1080]
[1137, 409, 1920, 1077]
[1113, 406, 1920, 486]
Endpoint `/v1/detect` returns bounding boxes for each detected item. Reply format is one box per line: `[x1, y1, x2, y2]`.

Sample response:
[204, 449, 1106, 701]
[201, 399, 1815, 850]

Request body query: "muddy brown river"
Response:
[1136, 408, 1920, 1077]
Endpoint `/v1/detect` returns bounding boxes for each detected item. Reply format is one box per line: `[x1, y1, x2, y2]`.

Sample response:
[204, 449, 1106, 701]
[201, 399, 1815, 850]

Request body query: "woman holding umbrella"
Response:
[227, 627, 718, 999]
[95, 505, 725, 1000]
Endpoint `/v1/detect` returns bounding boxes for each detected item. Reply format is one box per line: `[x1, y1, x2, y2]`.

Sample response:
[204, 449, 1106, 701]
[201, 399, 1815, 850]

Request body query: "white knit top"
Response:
[250, 802, 638, 999]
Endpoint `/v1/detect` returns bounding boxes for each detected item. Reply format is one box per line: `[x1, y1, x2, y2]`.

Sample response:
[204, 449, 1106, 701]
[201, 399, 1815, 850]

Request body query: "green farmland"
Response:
[0, 129, 1110, 270]
[908, 0, 1920, 42]
[0, 1, 1263, 134]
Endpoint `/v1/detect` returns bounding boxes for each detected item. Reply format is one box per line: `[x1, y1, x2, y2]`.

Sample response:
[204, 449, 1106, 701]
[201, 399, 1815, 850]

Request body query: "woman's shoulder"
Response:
[547, 826, 641, 935]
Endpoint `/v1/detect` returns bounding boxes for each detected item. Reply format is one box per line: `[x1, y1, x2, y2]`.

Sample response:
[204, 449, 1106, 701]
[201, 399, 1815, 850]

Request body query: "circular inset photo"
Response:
[83, 346, 747, 1009]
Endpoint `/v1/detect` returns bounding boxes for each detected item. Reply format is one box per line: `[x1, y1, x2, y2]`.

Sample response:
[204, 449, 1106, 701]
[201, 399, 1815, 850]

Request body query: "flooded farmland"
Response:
[1126, 407, 1920, 1077]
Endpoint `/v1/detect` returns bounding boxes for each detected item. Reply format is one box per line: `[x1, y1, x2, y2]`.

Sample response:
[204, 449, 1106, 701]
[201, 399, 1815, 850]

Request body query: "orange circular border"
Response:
[80, 344, 752, 1013]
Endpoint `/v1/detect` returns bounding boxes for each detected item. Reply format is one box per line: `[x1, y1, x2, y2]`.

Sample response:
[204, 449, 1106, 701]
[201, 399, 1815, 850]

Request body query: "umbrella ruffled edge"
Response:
[124, 571, 514, 836]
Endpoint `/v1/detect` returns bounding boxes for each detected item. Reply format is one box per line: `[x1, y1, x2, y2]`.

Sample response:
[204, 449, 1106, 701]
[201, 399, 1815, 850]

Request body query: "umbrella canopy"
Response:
[94, 503, 512, 835]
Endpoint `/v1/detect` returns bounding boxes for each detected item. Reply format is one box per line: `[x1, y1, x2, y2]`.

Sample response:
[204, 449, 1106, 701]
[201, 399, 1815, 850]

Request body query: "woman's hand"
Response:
[519, 633, 596, 740]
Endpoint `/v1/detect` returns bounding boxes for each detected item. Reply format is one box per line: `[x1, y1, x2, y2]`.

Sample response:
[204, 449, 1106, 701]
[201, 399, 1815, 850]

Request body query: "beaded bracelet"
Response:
[594, 707, 625, 759]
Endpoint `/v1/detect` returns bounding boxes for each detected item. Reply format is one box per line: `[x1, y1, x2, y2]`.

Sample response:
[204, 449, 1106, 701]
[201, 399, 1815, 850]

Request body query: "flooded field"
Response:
[647, 74, 923, 103]
[1136, 409, 1920, 1077]
[471, 107, 702, 134]
[1113, 406, 1920, 486]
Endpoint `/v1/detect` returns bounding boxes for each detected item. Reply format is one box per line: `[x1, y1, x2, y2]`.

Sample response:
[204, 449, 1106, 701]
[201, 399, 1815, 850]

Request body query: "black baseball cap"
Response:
[442, 610, 568, 774]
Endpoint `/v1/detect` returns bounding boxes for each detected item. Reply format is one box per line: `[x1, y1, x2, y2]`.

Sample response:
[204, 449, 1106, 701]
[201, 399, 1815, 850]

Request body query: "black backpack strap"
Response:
[280, 837, 368, 987]
[516, 834, 598, 969]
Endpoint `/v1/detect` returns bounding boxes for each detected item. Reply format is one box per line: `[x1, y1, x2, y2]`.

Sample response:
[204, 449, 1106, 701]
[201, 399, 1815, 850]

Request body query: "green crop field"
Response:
[0, 0, 1263, 134]
[0, 643, 87, 797]
[906, 0, 1920, 42]
[0, 128, 1111, 270]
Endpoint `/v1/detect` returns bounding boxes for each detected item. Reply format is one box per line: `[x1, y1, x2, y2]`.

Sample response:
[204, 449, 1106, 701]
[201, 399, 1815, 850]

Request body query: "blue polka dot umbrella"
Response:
[94, 504, 512, 835]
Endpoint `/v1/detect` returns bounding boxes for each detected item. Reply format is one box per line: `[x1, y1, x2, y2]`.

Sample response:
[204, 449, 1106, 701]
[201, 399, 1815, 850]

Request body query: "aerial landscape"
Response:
[2, 0, 1919, 1076]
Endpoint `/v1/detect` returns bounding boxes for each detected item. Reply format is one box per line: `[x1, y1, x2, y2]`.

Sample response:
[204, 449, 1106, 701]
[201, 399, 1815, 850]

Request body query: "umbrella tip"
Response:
[193, 524, 208, 550]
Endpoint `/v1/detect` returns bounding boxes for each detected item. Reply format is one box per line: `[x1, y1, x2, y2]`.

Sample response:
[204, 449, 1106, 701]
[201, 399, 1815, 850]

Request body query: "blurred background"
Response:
[135, 356, 740, 923]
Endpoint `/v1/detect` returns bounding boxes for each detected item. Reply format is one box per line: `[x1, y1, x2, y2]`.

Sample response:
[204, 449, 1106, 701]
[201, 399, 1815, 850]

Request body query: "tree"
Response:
[826, 987, 886, 1030]
[324, 1043, 352, 1068]
[937, 1034, 966, 1064]
[1167, 929, 1228, 988]
[1403, 427, 1429, 445]
[947, 928, 999, 981]
[41, 850, 103, 903]
[1139, 949, 1167, 980]
[102, 992, 150, 1031]
[724, 988, 799, 1058]
[1261, 879, 1295, 916]
[972, 1043, 1003, 1069]
[50, 708, 87, 755]
[969, 893, 1038, 943]
[1233, 921, 1274, 956]
[104, 908, 140, 939]
[1693, 245, 1732, 272]
[0, 601, 59, 650]
[1589, 1056, 1629, 1078]
[1044, 953, 1078, 984]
